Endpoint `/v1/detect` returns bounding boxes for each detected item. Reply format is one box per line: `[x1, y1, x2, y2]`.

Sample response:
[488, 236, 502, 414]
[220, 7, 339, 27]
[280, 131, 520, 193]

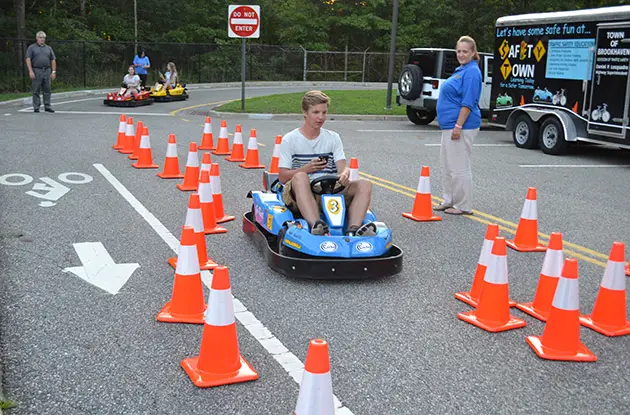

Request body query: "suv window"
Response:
[408, 50, 436, 77]
[442, 52, 458, 78]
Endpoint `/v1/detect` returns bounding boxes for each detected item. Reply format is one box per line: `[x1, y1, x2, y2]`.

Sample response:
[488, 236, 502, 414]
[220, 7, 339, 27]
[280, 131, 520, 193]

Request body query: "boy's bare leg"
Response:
[291, 172, 320, 226]
[345, 179, 372, 228]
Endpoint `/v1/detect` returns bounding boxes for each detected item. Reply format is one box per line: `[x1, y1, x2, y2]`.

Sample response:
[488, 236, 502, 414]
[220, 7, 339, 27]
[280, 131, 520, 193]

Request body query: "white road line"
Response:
[519, 164, 630, 168]
[29, 110, 172, 116]
[424, 143, 514, 147]
[357, 129, 438, 133]
[92, 163, 353, 415]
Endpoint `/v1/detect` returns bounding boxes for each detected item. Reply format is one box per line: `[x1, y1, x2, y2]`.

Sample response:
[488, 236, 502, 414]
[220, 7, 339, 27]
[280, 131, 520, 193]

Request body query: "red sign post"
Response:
[228, 5, 261, 110]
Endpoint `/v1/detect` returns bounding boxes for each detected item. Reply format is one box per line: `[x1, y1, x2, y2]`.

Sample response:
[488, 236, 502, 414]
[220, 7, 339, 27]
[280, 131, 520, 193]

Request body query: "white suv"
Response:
[397, 48, 494, 125]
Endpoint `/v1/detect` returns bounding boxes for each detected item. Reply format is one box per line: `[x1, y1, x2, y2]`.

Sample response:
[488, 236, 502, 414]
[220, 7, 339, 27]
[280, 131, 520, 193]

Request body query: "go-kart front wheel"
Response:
[277, 227, 291, 256]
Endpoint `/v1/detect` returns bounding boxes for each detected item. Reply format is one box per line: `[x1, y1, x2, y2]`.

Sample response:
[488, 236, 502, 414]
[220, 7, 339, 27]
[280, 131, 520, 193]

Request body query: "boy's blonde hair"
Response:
[302, 90, 330, 112]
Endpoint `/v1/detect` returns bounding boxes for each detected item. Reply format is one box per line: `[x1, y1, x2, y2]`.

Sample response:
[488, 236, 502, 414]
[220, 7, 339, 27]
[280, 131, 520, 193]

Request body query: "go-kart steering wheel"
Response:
[310, 175, 345, 195]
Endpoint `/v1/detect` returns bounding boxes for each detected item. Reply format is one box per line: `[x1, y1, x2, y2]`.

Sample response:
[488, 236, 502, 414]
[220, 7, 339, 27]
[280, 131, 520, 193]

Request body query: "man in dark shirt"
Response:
[25, 31, 57, 113]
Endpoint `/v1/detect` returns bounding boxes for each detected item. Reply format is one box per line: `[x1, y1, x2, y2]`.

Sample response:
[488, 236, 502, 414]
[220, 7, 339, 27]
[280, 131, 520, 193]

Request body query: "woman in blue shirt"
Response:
[435, 36, 482, 216]
[133, 49, 151, 90]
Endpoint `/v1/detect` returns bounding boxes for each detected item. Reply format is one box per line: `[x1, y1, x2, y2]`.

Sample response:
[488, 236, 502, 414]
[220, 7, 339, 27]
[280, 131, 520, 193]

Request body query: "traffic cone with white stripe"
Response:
[579, 242, 630, 336]
[157, 134, 185, 179]
[516, 232, 564, 321]
[156, 225, 207, 324]
[349, 157, 359, 182]
[454, 224, 515, 307]
[199, 152, 212, 179]
[211, 163, 235, 223]
[119, 117, 135, 154]
[269, 135, 282, 174]
[176, 143, 200, 191]
[506, 187, 546, 252]
[128, 120, 144, 160]
[625, 262, 629, 277]
[225, 124, 246, 162]
[457, 237, 527, 332]
[199, 170, 227, 235]
[112, 114, 126, 150]
[131, 126, 159, 169]
[198, 116, 216, 150]
[181, 266, 259, 387]
[168, 193, 218, 270]
[294, 338, 335, 415]
[212, 120, 231, 155]
[402, 166, 442, 222]
[239, 129, 266, 169]
[526, 258, 597, 361]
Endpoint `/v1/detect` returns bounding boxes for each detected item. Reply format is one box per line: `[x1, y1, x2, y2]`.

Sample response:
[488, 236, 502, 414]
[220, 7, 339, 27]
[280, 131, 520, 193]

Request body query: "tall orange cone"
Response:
[199, 152, 212, 179]
[119, 116, 135, 154]
[113, 114, 126, 150]
[212, 120, 231, 155]
[454, 224, 515, 307]
[571, 101, 579, 113]
[156, 225, 207, 324]
[168, 193, 218, 270]
[506, 187, 546, 252]
[402, 166, 442, 222]
[520, 95, 525, 106]
[199, 170, 227, 235]
[457, 237, 527, 332]
[516, 232, 564, 321]
[625, 261, 630, 277]
[526, 258, 597, 361]
[132, 126, 159, 169]
[181, 266, 259, 387]
[579, 242, 630, 336]
[157, 134, 185, 179]
[198, 116, 216, 150]
[239, 129, 266, 169]
[294, 339, 335, 415]
[225, 124, 246, 162]
[349, 157, 359, 182]
[128, 120, 144, 160]
[176, 142, 200, 191]
[269, 135, 282, 174]
[211, 163, 235, 223]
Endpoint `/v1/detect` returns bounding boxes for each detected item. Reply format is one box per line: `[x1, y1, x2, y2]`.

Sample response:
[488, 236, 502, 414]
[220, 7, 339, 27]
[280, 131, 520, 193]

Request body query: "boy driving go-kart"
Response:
[278, 90, 376, 237]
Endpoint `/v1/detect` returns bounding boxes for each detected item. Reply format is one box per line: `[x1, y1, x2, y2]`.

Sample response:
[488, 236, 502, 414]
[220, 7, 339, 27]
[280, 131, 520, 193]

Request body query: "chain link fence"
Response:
[0, 39, 408, 93]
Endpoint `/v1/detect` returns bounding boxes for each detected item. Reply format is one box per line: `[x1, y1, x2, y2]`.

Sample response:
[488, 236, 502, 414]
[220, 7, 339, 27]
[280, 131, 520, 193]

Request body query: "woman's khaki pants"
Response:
[439, 128, 479, 212]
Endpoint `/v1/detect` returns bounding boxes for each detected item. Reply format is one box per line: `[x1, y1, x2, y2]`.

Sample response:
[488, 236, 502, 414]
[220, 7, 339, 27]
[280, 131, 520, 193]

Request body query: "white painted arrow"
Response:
[63, 242, 140, 295]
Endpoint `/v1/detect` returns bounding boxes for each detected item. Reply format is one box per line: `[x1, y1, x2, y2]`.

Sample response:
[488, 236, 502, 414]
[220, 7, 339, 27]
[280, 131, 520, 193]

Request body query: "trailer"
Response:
[489, 5, 630, 154]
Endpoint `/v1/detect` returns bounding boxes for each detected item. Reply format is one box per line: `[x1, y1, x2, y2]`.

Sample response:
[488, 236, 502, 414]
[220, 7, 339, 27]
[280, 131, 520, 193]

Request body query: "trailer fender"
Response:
[506, 108, 579, 142]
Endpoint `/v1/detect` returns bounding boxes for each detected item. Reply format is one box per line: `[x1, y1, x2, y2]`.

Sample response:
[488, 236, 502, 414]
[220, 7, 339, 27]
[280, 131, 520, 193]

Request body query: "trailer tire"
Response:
[539, 117, 568, 155]
[406, 106, 436, 125]
[398, 65, 423, 100]
[512, 114, 539, 149]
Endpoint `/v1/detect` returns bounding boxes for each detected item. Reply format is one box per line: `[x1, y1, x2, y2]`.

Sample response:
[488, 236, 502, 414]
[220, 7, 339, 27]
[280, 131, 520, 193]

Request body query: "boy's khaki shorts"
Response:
[282, 179, 354, 213]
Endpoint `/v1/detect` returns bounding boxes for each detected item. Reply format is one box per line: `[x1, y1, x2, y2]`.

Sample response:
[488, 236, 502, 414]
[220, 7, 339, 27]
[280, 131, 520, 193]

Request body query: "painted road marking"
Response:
[93, 163, 354, 415]
[424, 143, 513, 147]
[20, 110, 172, 117]
[0, 172, 93, 207]
[519, 164, 630, 168]
[357, 129, 438, 133]
[17, 97, 103, 112]
[358, 171, 609, 267]
[63, 242, 139, 294]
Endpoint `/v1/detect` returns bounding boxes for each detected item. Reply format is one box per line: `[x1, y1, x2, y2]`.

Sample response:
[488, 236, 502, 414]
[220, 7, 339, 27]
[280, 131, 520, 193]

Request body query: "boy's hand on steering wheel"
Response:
[338, 169, 350, 186]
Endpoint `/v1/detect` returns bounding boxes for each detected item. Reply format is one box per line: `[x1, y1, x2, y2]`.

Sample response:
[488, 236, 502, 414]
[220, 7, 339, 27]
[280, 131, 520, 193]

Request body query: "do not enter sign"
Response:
[228, 5, 260, 38]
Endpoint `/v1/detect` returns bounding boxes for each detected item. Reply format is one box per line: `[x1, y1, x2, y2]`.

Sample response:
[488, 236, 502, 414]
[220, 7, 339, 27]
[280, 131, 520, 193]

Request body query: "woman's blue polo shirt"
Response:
[436, 60, 482, 130]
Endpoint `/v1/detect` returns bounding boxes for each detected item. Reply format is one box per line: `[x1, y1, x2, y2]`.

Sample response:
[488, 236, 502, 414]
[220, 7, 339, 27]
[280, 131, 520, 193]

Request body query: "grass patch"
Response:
[217, 90, 406, 115]
[0, 399, 17, 409]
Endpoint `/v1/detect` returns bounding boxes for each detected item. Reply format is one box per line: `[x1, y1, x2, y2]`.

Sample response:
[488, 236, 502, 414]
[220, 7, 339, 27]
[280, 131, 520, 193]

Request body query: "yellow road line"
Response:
[169, 99, 237, 117]
[360, 173, 609, 268]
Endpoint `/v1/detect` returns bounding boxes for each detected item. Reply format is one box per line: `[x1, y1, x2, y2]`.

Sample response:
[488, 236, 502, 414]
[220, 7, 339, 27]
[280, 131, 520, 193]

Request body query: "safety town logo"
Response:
[499, 39, 546, 80]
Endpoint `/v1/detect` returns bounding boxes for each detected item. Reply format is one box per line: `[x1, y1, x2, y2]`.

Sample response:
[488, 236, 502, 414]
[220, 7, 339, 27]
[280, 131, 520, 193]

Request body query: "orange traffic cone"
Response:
[128, 120, 144, 160]
[516, 232, 564, 321]
[199, 152, 212, 179]
[580, 242, 630, 336]
[168, 193, 218, 271]
[181, 266, 259, 387]
[226, 124, 246, 162]
[198, 116, 216, 150]
[156, 225, 207, 324]
[402, 166, 442, 222]
[112, 114, 126, 150]
[526, 258, 597, 361]
[269, 135, 282, 174]
[176, 142, 200, 191]
[294, 339, 335, 415]
[157, 134, 185, 179]
[211, 163, 235, 223]
[506, 187, 546, 252]
[212, 120, 231, 155]
[119, 117, 135, 154]
[349, 157, 359, 182]
[626, 261, 630, 277]
[454, 224, 515, 307]
[458, 237, 527, 332]
[572, 101, 579, 113]
[520, 95, 525, 106]
[131, 126, 159, 169]
[239, 129, 266, 169]
[199, 170, 227, 235]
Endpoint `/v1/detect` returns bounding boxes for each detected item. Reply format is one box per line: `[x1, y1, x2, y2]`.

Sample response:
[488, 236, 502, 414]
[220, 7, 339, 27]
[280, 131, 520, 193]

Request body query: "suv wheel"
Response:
[398, 64, 423, 100]
[406, 106, 435, 125]
[512, 114, 539, 149]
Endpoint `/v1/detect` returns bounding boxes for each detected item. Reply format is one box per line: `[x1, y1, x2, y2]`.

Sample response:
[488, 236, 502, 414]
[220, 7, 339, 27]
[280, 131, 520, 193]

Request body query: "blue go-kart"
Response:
[533, 87, 553, 103]
[242, 175, 403, 279]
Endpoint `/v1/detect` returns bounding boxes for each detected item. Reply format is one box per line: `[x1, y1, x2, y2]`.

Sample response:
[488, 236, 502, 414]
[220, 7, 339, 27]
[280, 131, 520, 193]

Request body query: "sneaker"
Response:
[355, 222, 377, 237]
[44, 108, 55, 113]
[34, 109, 40, 113]
[310, 219, 329, 236]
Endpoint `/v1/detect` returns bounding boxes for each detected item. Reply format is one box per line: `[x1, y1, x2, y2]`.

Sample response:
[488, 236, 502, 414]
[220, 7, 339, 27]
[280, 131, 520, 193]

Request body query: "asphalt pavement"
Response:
[1, 82, 629, 415]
